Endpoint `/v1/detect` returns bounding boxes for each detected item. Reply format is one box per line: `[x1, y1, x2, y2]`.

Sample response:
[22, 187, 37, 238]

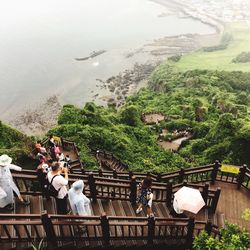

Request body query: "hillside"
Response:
[48, 64, 250, 172]
[0, 121, 32, 163]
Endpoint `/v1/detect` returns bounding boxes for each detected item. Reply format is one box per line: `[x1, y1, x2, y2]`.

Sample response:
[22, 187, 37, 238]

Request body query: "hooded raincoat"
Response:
[68, 180, 91, 216]
[0, 164, 22, 208]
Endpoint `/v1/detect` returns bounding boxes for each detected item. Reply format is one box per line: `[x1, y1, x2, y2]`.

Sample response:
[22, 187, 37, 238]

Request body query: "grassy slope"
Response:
[175, 22, 250, 72]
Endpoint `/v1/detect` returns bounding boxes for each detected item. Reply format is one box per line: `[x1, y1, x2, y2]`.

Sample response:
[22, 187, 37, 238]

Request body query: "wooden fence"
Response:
[0, 212, 220, 249]
[12, 171, 221, 213]
[76, 161, 250, 192]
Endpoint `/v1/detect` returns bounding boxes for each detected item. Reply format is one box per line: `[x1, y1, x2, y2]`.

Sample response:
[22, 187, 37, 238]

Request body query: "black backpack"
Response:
[47, 175, 61, 197]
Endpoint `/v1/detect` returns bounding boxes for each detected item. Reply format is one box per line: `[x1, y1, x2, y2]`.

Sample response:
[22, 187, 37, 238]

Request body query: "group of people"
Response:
[36, 135, 71, 171]
[0, 134, 155, 217]
[35, 136, 91, 216]
[0, 152, 92, 217]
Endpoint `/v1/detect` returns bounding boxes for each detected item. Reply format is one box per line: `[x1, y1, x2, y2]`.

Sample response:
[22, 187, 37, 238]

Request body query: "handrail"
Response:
[19, 162, 250, 192]
[12, 171, 220, 211]
[0, 211, 221, 248]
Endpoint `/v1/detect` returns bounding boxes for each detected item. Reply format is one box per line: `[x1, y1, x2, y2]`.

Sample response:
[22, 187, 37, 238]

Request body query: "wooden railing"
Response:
[12, 171, 221, 213]
[77, 161, 250, 192]
[86, 149, 129, 172]
[0, 212, 221, 249]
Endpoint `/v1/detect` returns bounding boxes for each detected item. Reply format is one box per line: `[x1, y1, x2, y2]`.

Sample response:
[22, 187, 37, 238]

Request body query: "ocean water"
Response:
[0, 0, 215, 119]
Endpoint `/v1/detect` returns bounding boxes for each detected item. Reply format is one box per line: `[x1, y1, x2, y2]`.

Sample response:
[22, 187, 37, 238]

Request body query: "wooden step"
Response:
[14, 195, 31, 249]
[29, 196, 45, 239]
[91, 200, 103, 216]
[157, 203, 171, 217]
[43, 197, 56, 214]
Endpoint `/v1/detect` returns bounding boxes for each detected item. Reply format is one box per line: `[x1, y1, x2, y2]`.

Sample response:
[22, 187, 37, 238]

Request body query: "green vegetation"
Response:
[175, 22, 250, 72]
[49, 103, 188, 172]
[233, 51, 250, 63]
[48, 63, 250, 171]
[0, 121, 32, 163]
[193, 223, 250, 250]
[242, 209, 250, 221]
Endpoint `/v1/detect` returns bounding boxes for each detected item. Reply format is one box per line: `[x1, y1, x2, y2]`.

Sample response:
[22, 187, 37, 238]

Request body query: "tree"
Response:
[120, 105, 140, 126]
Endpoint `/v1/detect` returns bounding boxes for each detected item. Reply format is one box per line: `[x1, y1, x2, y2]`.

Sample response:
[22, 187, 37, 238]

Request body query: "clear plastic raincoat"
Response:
[68, 180, 91, 216]
[0, 164, 22, 208]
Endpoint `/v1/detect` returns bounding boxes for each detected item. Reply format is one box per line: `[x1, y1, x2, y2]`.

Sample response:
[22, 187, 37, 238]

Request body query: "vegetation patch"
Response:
[193, 223, 250, 250]
[232, 51, 250, 63]
[174, 22, 250, 72]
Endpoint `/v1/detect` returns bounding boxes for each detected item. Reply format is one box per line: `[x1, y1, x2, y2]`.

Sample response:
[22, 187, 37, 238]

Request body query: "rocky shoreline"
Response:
[94, 0, 223, 107]
[96, 33, 220, 107]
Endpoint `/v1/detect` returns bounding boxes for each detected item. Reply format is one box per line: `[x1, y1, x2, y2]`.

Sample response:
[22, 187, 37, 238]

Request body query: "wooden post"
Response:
[211, 161, 220, 184]
[202, 183, 209, 206]
[81, 167, 85, 175]
[186, 217, 195, 249]
[237, 165, 247, 189]
[98, 169, 103, 177]
[100, 213, 110, 246]
[147, 216, 155, 245]
[205, 219, 213, 236]
[88, 173, 97, 202]
[156, 173, 162, 182]
[41, 211, 57, 248]
[129, 171, 134, 179]
[179, 168, 185, 183]
[129, 176, 137, 205]
[183, 180, 187, 186]
[113, 170, 118, 179]
[211, 188, 221, 213]
[166, 181, 173, 209]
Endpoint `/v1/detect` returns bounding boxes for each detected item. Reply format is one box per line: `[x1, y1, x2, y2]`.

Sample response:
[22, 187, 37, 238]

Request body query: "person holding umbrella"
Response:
[0, 154, 30, 211]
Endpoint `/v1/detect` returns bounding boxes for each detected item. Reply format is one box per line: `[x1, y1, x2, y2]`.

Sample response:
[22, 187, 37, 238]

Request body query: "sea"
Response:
[0, 0, 215, 121]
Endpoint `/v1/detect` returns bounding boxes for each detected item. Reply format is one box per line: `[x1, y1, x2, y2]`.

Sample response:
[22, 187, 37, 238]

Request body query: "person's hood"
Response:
[0, 154, 12, 166]
[72, 180, 84, 194]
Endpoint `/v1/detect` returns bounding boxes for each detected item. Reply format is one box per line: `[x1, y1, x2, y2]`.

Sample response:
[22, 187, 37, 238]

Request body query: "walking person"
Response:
[136, 176, 154, 217]
[68, 180, 91, 216]
[47, 162, 69, 214]
[0, 154, 30, 211]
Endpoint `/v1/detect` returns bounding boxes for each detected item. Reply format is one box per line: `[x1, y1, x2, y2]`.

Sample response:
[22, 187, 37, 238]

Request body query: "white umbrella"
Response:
[174, 186, 205, 214]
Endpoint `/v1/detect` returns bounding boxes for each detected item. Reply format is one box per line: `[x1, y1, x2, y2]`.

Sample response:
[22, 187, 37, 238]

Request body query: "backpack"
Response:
[47, 175, 61, 197]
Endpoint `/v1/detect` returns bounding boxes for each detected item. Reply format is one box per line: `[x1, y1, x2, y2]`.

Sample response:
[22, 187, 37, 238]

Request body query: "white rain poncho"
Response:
[68, 180, 91, 216]
[0, 164, 22, 208]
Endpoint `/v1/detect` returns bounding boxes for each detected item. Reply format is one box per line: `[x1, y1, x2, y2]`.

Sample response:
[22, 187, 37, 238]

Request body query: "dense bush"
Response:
[0, 121, 32, 163]
[47, 63, 250, 170]
[193, 223, 250, 250]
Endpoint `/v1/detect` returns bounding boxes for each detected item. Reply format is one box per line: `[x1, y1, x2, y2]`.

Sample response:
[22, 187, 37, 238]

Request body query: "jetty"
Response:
[75, 50, 106, 61]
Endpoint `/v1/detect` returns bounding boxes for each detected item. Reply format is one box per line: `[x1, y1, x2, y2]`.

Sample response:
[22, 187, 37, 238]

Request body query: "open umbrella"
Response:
[174, 186, 205, 214]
